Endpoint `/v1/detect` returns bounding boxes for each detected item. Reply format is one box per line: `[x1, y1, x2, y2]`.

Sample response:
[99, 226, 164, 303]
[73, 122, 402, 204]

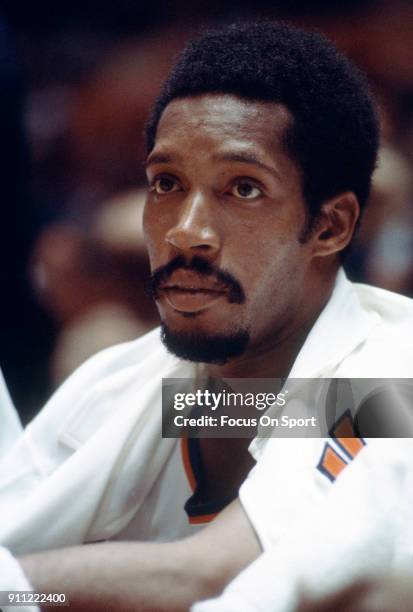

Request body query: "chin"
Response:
[160, 323, 250, 364]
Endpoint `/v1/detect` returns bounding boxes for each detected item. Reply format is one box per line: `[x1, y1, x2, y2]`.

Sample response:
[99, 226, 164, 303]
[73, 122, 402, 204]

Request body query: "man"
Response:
[2, 21, 412, 610]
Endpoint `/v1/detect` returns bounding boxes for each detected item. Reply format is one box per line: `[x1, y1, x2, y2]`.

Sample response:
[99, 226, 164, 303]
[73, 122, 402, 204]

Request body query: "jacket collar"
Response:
[288, 268, 380, 379]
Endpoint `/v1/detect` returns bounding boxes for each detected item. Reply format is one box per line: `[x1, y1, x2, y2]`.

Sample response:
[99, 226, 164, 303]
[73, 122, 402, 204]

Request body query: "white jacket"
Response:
[192, 272, 413, 612]
[193, 439, 413, 612]
[0, 270, 412, 559]
[0, 370, 22, 457]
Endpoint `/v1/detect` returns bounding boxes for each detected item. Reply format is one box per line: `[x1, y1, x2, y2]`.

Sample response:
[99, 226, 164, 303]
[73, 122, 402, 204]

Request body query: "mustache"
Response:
[145, 255, 245, 304]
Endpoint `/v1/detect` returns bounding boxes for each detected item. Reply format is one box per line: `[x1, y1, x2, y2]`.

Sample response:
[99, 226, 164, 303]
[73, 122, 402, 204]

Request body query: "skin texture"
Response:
[144, 94, 359, 379]
[21, 499, 260, 611]
[19, 94, 360, 610]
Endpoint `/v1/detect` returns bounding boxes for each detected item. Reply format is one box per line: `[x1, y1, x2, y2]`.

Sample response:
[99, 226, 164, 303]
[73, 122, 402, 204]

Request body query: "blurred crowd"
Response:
[1, 0, 413, 420]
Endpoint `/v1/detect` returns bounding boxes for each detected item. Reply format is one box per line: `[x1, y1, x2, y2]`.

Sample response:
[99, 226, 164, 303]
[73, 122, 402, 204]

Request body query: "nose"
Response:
[165, 191, 221, 256]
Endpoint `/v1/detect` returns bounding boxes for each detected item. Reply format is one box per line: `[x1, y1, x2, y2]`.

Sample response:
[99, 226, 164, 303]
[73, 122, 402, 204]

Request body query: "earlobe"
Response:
[312, 192, 360, 258]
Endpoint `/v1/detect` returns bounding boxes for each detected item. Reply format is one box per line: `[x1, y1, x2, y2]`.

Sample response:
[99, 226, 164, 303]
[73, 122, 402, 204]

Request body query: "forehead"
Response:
[152, 94, 293, 157]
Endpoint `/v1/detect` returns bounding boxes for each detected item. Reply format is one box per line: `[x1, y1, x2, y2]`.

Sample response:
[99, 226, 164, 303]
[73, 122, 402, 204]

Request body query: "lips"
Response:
[159, 271, 228, 313]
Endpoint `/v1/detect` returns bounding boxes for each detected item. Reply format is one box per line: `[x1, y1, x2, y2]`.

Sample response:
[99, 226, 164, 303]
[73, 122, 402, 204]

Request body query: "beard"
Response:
[160, 322, 250, 364]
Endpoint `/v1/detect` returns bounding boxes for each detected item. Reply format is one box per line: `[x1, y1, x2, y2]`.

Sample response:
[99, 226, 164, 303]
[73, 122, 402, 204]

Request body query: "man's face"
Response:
[144, 94, 316, 363]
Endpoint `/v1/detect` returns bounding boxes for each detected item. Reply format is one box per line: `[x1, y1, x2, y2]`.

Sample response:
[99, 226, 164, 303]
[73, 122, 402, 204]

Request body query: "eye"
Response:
[151, 175, 181, 195]
[230, 180, 263, 200]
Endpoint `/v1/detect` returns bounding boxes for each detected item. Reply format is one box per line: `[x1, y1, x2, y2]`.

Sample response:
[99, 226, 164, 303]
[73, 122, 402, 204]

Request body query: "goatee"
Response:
[160, 323, 250, 364]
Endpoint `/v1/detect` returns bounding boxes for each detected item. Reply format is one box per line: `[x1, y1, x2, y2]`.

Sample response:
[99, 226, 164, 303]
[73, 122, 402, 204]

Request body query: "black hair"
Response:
[146, 21, 379, 225]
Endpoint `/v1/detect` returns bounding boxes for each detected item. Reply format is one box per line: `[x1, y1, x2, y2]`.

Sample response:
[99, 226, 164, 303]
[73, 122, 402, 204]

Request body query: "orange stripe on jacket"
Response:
[180, 437, 196, 492]
[322, 445, 348, 480]
[189, 512, 217, 525]
[333, 414, 365, 459]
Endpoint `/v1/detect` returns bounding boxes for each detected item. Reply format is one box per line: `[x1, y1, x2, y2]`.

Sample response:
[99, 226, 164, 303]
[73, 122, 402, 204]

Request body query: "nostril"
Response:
[165, 229, 220, 252]
[192, 244, 211, 251]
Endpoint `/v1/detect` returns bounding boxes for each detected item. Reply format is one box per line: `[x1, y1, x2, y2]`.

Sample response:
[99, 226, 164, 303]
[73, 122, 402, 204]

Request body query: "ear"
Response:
[310, 191, 360, 258]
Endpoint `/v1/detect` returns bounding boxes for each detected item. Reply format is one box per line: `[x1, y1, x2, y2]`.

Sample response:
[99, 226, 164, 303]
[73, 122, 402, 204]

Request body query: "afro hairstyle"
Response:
[146, 21, 379, 224]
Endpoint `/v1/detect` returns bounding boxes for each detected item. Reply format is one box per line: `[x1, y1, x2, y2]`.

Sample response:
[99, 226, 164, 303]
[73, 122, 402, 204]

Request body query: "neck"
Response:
[206, 271, 337, 379]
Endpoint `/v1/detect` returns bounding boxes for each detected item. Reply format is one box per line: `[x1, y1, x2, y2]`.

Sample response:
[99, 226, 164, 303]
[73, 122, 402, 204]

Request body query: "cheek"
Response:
[232, 224, 291, 277]
[143, 204, 166, 266]
[243, 237, 305, 305]
[142, 201, 152, 244]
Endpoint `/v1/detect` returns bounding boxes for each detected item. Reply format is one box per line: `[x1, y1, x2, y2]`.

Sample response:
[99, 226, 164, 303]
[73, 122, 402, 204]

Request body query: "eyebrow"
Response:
[145, 150, 281, 180]
[212, 152, 281, 180]
[145, 153, 180, 168]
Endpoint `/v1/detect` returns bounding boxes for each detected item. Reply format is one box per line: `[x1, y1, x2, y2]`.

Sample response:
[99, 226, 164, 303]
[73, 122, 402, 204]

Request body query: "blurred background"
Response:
[1, 0, 413, 422]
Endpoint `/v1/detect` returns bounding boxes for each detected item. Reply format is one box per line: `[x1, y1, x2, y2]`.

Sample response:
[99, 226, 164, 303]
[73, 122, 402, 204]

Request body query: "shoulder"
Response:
[50, 326, 170, 396]
[65, 326, 169, 378]
[339, 283, 413, 377]
[353, 282, 413, 325]
[0, 328, 179, 494]
[27, 327, 177, 432]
